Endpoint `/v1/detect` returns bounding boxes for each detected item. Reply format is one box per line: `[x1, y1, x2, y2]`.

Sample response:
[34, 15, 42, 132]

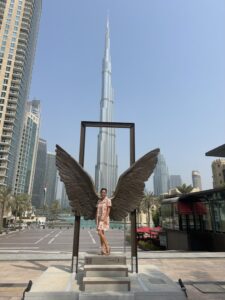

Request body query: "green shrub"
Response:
[138, 240, 161, 251]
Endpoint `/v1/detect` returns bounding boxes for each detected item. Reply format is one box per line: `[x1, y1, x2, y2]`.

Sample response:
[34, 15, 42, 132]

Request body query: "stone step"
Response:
[28, 267, 79, 292]
[85, 254, 126, 265]
[25, 291, 79, 300]
[83, 276, 131, 292]
[84, 264, 128, 277]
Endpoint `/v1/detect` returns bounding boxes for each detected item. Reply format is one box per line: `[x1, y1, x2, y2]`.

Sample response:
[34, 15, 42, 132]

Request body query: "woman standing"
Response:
[96, 188, 111, 255]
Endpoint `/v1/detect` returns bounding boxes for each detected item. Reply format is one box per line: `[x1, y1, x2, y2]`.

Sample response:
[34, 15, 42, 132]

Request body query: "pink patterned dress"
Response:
[96, 197, 112, 231]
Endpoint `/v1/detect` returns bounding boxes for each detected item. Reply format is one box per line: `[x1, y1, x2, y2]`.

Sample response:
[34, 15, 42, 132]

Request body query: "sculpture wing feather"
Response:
[110, 148, 160, 221]
[55, 145, 99, 219]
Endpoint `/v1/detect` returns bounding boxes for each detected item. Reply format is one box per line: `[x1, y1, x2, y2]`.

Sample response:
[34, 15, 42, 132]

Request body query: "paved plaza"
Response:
[0, 228, 225, 299]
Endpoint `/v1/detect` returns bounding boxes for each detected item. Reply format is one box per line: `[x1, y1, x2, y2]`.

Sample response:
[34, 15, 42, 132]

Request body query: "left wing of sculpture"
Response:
[55, 145, 99, 219]
[110, 148, 160, 221]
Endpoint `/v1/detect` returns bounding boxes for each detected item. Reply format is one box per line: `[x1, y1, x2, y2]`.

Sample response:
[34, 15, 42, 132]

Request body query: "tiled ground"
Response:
[0, 258, 225, 299]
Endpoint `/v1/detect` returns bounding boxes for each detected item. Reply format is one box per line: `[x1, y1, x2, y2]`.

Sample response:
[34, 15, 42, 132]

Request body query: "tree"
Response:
[0, 187, 14, 232]
[50, 200, 61, 220]
[177, 183, 193, 194]
[13, 194, 31, 228]
[139, 191, 160, 227]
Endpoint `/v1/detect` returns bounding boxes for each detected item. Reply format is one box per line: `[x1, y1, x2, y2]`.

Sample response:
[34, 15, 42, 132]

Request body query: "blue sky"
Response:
[30, 0, 225, 190]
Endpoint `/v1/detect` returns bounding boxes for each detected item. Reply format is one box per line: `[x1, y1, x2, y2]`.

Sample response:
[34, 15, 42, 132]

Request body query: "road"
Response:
[0, 227, 127, 254]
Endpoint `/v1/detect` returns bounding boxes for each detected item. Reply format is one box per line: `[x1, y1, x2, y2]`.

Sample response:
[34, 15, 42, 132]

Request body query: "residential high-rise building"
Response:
[212, 159, 225, 188]
[45, 153, 57, 206]
[14, 99, 40, 195]
[0, 0, 42, 189]
[95, 19, 118, 197]
[31, 138, 46, 208]
[192, 170, 202, 190]
[153, 154, 169, 196]
[169, 175, 182, 189]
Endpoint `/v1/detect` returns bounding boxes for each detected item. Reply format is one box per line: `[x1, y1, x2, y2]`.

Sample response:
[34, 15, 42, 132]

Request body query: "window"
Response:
[10, 43, 15, 48]
[1, 47, 5, 52]
[8, 55, 13, 60]
[2, 86, 7, 91]
[7, 61, 12, 66]
[3, 79, 8, 84]
[1, 92, 6, 97]
[1, 41, 6, 46]
[3, 35, 7, 40]
[6, 67, 10, 71]
[5, 73, 9, 78]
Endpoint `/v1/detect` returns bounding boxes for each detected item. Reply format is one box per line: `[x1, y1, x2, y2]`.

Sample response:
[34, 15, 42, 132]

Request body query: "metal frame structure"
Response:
[72, 121, 138, 273]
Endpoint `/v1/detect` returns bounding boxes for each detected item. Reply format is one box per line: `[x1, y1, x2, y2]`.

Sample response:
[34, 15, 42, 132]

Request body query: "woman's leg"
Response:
[98, 230, 106, 254]
[98, 230, 110, 254]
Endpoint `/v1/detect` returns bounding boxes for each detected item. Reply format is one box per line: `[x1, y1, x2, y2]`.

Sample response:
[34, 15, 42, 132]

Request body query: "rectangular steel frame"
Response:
[72, 121, 138, 273]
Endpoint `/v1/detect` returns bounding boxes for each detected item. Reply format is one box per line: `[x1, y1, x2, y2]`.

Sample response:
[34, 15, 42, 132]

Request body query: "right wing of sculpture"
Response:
[55, 145, 99, 219]
[110, 148, 160, 221]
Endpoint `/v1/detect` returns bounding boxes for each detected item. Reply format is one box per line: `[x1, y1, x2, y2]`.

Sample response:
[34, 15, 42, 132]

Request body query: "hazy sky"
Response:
[30, 0, 225, 190]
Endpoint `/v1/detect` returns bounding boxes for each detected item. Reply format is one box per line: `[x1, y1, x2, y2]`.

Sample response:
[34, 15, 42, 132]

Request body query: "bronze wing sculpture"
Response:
[56, 144, 159, 221]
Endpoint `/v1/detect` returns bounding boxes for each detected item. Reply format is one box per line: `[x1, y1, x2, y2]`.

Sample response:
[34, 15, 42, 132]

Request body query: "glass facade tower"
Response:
[153, 154, 169, 196]
[0, 0, 42, 189]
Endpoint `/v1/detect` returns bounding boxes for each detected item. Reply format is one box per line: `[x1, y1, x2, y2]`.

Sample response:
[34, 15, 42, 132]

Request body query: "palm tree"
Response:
[177, 183, 193, 194]
[139, 191, 160, 227]
[0, 186, 14, 232]
[13, 194, 31, 228]
[50, 200, 61, 221]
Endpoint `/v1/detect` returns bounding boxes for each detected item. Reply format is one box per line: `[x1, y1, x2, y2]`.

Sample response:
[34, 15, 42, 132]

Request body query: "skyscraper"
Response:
[192, 170, 202, 190]
[45, 153, 57, 206]
[31, 138, 46, 208]
[169, 175, 182, 189]
[211, 159, 225, 188]
[0, 0, 42, 189]
[14, 99, 40, 195]
[95, 19, 118, 197]
[153, 154, 169, 196]
[61, 183, 69, 209]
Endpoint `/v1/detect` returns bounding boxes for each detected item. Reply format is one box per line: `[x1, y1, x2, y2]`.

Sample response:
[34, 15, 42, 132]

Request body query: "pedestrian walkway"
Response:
[0, 252, 225, 299]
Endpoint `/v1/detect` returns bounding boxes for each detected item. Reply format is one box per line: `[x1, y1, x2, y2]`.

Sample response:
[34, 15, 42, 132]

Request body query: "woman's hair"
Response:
[100, 188, 107, 193]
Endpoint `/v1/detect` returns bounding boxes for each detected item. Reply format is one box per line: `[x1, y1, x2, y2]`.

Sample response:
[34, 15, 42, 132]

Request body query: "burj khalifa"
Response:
[95, 19, 118, 197]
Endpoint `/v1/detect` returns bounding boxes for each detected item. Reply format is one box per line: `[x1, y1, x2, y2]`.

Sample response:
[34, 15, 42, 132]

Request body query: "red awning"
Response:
[136, 227, 150, 233]
[193, 202, 207, 215]
[178, 202, 192, 214]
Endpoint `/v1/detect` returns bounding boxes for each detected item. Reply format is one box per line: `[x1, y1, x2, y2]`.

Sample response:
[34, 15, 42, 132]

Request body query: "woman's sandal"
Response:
[105, 246, 111, 255]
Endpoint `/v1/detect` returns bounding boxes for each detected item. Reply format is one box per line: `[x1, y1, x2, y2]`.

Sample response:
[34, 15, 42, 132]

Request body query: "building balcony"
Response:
[9, 91, 19, 98]
[3, 126, 13, 132]
[0, 140, 11, 145]
[0, 164, 8, 170]
[0, 171, 7, 178]
[12, 72, 22, 79]
[4, 118, 14, 124]
[11, 78, 21, 85]
[20, 27, 30, 35]
[17, 42, 27, 51]
[2, 132, 13, 138]
[10, 84, 20, 92]
[8, 98, 17, 104]
[14, 59, 24, 66]
[7, 104, 17, 111]
[0, 156, 9, 161]
[16, 48, 26, 56]
[13, 65, 23, 73]
[5, 113, 16, 119]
